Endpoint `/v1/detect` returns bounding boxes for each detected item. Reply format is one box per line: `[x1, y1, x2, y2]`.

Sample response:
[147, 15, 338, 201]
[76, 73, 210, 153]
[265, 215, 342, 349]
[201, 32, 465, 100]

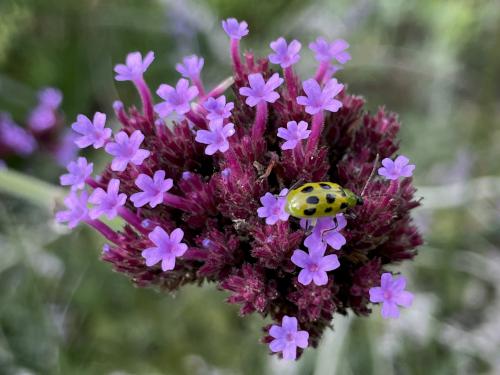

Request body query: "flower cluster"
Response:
[0, 87, 77, 168]
[56, 18, 422, 360]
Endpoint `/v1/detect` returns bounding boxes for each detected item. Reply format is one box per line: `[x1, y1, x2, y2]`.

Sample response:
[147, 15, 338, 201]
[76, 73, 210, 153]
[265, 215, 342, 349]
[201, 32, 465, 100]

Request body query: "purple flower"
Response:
[203, 96, 234, 122]
[28, 105, 57, 132]
[378, 155, 415, 180]
[176, 55, 204, 79]
[104, 130, 150, 172]
[277, 121, 311, 150]
[268, 37, 302, 68]
[114, 51, 155, 82]
[302, 214, 347, 251]
[59, 157, 93, 191]
[54, 131, 79, 167]
[221, 18, 249, 40]
[257, 189, 290, 225]
[291, 243, 340, 286]
[369, 273, 414, 319]
[268, 316, 309, 360]
[239, 73, 284, 107]
[296, 78, 344, 115]
[88, 179, 127, 220]
[309, 37, 351, 64]
[55, 190, 89, 229]
[72, 112, 112, 149]
[39, 87, 62, 108]
[130, 170, 173, 208]
[195, 121, 235, 155]
[142, 226, 188, 271]
[154, 79, 199, 117]
[0, 113, 36, 155]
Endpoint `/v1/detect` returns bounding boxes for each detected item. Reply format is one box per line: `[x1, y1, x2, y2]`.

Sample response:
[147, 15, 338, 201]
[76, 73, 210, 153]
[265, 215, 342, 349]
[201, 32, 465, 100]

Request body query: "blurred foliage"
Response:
[1, 0, 500, 374]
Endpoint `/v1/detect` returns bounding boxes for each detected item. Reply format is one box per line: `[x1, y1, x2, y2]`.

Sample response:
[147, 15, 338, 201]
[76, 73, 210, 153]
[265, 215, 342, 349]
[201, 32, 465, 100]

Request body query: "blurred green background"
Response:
[1, 0, 500, 374]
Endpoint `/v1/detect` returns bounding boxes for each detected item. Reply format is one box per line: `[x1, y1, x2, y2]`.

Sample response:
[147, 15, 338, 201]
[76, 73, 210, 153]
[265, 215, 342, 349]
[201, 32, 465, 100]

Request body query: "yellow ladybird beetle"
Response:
[285, 182, 364, 219]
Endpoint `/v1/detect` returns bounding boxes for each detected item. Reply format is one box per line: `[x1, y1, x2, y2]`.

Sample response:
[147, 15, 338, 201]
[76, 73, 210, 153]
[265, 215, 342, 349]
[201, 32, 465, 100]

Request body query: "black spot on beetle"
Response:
[319, 183, 331, 190]
[324, 207, 333, 213]
[304, 208, 316, 216]
[306, 196, 320, 204]
[326, 194, 335, 204]
[340, 202, 348, 210]
[301, 186, 314, 193]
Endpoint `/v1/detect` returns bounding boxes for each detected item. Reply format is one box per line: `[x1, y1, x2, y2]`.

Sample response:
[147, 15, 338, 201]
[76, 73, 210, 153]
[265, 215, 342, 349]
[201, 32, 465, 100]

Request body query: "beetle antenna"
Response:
[361, 153, 379, 197]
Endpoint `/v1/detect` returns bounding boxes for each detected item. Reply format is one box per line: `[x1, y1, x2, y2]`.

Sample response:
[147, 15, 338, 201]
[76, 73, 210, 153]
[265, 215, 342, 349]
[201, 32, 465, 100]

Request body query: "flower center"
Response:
[383, 290, 393, 301]
[308, 262, 319, 272]
[285, 332, 294, 342]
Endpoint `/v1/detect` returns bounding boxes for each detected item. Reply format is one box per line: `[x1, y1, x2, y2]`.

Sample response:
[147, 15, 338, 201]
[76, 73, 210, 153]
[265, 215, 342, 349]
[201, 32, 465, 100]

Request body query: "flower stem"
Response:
[252, 101, 268, 140]
[305, 112, 325, 154]
[230, 39, 244, 78]
[134, 78, 154, 124]
[314, 61, 329, 84]
[381, 180, 399, 206]
[163, 192, 193, 212]
[118, 207, 148, 235]
[85, 219, 121, 244]
[205, 77, 235, 99]
[192, 76, 206, 98]
[284, 66, 297, 100]
[185, 110, 208, 129]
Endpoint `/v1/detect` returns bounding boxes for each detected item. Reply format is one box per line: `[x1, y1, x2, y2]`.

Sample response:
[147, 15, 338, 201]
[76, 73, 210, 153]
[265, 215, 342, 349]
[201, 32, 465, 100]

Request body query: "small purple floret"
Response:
[268, 315, 309, 360]
[59, 157, 93, 191]
[114, 51, 155, 82]
[291, 242, 340, 286]
[38, 87, 63, 108]
[72, 112, 112, 149]
[378, 155, 415, 180]
[277, 120, 311, 150]
[369, 273, 414, 319]
[309, 37, 351, 64]
[268, 37, 302, 68]
[55, 190, 89, 229]
[296, 78, 344, 115]
[104, 130, 150, 172]
[142, 226, 188, 271]
[130, 170, 173, 208]
[195, 121, 235, 155]
[221, 18, 249, 40]
[0, 113, 36, 155]
[239, 73, 284, 107]
[88, 179, 127, 220]
[154, 78, 199, 117]
[176, 55, 204, 79]
[257, 189, 289, 225]
[203, 96, 234, 122]
[302, 214, 347, 250]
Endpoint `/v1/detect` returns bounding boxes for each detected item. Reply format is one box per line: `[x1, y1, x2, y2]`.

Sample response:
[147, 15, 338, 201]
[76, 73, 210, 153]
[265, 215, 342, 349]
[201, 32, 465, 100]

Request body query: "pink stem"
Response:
[381, 180, 400, 206]
[204, 77, 234, 100]
[85, 177, 100, 189]
[192, 76, 206, 97]
[113, 101, 130, 126]
[163, 192, 193, 212]
[314, 62, 330, 84]
[252, 101, 268, 140]
[284, 66, 298, 99]
[134, 78, 154, 123]
[185, 111, 208, 129]
[305, 112, 325, 154]
[85, 219, 121, 244]
[118, 207, 148, 235]
[230, 39, 244, 78]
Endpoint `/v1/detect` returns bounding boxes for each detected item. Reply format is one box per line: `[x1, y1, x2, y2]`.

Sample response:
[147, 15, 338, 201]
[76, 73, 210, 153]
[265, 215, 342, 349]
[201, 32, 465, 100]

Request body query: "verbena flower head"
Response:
[277, 121, 311, 150]
[114, 51, 155, 82]
[257, 189, 290, 225]
[369, 273, 414, 319]
[72, 112, 111, 149]
[59, 157, 93, 191]
[309, 37, 351, 64]
[239, 73, 284, 106]
[142, 227, 188, 271]
[297, 78, 344, 114]
[222, 18, 249, 40]
[154, 79, 199, 116]
[378, 155, 416, 180]
[269, 316, 309, 360]
[203, 96, 234, 121]
[104, 130, 150, 172]
[88, 179, 127, 220]
[195, 121, 235, 155]
[56, 18, 422, 360]
[176, 55, 204, 79]
[0, 113, 36, 156]
[269, 37, 302, 68]
[28, 87, 63, 132]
